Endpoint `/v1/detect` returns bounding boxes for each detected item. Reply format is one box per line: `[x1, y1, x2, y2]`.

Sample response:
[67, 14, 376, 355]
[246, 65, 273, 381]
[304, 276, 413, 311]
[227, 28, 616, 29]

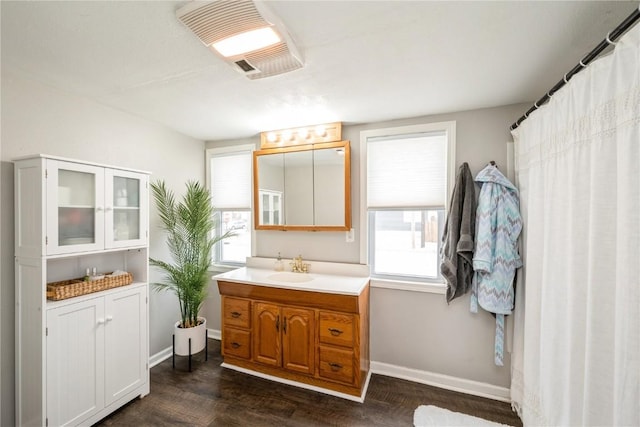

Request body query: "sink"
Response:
[267, 272, 314, 283]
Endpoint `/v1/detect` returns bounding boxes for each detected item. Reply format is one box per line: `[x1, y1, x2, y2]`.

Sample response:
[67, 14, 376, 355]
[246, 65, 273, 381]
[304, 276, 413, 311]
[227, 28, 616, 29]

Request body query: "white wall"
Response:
[0, 70, 205, 426]
[205, 102, 529, 392]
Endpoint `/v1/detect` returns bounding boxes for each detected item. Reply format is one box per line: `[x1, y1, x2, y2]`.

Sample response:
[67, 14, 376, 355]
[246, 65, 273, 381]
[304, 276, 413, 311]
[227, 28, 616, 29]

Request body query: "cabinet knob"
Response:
[231, 342, 241, 349]
[105, 206, 113, 212]
[106, 315, 113, 322]
[97, 318, 105, 325]
[230, 311, 241, 318]
[329, 362, 343, 372]
[328, 328, 343, 336]
[96, 206, 104, 212]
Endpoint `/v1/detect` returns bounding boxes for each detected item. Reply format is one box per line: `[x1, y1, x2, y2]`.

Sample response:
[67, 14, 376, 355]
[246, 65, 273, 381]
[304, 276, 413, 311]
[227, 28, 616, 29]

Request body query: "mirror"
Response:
[253, 140, 351, 231]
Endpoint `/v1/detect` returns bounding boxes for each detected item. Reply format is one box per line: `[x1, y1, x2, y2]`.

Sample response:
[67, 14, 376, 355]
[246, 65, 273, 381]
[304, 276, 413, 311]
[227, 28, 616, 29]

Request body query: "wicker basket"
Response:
[46, 272, 133, 301]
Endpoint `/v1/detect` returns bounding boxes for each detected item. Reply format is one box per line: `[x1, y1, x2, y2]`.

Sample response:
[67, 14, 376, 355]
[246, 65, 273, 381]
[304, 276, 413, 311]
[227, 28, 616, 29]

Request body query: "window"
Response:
[207, 145, 253, 266]
[361, 122, 455, 283]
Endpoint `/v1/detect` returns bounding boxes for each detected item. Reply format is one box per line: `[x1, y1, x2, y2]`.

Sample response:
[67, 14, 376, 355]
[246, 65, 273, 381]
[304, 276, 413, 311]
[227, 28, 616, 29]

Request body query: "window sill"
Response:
[369, 278, 446, 294]
[210, 264, 242, 275]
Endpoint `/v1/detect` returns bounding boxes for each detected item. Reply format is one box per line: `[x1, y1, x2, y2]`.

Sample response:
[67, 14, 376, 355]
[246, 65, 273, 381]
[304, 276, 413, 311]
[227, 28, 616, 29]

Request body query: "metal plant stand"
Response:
[172, 329, 208, 372]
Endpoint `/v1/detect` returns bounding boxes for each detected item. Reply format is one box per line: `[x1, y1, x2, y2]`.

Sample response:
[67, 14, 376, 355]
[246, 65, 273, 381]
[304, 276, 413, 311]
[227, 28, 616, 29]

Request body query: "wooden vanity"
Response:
[215, 266, 370, 402]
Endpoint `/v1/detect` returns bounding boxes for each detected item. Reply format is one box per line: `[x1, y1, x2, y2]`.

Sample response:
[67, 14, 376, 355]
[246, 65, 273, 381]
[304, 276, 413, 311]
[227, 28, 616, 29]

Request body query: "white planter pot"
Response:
[174, 317, 207, 356]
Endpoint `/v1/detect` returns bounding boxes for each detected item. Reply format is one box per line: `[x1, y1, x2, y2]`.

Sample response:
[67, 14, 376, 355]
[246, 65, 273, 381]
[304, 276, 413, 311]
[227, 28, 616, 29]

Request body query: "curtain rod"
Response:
[510, 6, 640, 131]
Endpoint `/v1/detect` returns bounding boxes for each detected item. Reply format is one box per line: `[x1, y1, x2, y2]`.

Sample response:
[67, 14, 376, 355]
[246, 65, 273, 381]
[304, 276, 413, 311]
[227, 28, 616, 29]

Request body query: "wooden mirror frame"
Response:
[253, 140, 351, 231]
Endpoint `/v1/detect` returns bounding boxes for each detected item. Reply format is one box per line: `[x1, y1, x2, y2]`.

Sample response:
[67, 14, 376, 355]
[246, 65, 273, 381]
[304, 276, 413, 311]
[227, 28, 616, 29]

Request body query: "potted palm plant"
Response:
[149, 180, 233, 356]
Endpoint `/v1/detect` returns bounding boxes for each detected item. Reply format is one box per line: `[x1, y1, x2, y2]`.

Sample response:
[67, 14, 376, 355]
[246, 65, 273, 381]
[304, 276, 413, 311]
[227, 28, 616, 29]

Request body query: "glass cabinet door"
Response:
[46, 160, 105, 255]
[105, 170, 148, 248]
[258, 190, 283, 226]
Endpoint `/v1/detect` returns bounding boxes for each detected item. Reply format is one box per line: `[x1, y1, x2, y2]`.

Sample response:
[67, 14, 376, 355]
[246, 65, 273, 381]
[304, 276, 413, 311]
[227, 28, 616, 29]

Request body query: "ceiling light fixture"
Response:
[176, 1, 304, 79]
[212, 27, 281, 57]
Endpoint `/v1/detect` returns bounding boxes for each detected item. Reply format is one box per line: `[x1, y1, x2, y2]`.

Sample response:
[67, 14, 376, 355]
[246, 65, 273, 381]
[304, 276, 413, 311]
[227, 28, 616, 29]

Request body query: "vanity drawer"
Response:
[318, 346, 354, 385]
[223, 327, 251, 360]
[319, 311, 355, 348]
[223, 297, 251, 328]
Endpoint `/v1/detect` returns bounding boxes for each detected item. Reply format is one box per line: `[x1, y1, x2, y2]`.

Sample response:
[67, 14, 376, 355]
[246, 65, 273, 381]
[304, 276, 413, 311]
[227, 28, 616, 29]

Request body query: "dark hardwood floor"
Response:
[97, 339, 522, 427]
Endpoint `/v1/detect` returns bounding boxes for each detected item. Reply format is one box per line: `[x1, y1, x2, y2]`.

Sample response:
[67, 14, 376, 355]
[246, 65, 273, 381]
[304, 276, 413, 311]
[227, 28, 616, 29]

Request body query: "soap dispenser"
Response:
[274, 252, 284, 272]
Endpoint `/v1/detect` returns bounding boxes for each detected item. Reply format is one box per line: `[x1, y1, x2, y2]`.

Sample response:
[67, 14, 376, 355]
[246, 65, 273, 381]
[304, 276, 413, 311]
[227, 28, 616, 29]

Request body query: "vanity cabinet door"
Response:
[253, 303, 315, 374]
[281, 307, 315, 375]
[253, 302, 281, 367]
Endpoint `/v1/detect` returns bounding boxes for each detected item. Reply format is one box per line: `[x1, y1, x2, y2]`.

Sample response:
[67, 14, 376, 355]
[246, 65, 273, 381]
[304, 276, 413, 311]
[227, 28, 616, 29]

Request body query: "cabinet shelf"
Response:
[58, 205, 95, 209]
[45, 281, 146, 308]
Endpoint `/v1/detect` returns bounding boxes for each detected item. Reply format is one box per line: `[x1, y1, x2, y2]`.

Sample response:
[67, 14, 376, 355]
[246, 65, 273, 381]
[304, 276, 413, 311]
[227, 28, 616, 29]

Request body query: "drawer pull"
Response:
[276, 315, 280, 331]
[328, 328, 343, 336]
[283, 317, 287, 333]
[231, 342, 241, 349]
[329, 362, 343, 372]
[230, 311, 242, 318]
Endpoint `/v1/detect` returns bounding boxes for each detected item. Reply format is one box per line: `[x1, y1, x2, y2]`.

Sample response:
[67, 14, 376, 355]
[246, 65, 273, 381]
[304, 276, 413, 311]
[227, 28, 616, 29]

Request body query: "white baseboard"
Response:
[148, 329, 221, 368]
[149, 332, 509, 403]
[222, 362, 371, 403]
[207, 328, 221, 340]
[370, 361, 511, 403]
[149, 346, 173, 368]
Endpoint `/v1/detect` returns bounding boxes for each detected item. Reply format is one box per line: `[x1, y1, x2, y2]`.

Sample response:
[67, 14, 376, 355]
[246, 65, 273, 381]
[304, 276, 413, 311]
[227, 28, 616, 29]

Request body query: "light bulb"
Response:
[267, 132, 277, 143]
[315, 125, 327, 137]
[298, 128, 309, 139]
[282, 130, 293, 141]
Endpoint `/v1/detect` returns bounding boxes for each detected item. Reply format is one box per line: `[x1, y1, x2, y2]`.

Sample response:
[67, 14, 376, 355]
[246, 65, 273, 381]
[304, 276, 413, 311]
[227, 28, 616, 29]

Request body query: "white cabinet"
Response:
[46, 284, 147, 427]
[45, 159, 148, 255]
[14, 155, 150, 427]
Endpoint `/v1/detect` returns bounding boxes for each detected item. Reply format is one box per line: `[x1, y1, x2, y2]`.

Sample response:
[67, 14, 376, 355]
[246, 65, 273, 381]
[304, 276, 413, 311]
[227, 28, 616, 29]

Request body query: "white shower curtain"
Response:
[510, 23, 639, 427]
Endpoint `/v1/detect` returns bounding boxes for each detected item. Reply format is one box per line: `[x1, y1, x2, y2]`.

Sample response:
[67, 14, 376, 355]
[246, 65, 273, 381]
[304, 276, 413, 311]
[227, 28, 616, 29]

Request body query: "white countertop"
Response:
[213, 267, 369, 296]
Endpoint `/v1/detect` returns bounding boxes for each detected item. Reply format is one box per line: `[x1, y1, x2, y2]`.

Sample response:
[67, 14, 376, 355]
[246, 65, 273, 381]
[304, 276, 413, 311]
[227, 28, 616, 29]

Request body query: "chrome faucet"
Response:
[290, 255, 310, 273]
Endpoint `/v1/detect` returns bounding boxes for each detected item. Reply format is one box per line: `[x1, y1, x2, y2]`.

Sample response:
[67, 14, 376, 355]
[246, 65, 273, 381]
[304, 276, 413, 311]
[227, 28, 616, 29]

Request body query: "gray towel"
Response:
[441, 162, 476, 303]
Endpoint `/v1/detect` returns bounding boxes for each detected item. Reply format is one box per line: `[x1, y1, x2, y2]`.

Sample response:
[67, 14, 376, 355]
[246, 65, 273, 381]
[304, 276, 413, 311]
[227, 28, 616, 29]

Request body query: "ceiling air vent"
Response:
[176, 0, 304, 79]
[235, 59, 257, 73]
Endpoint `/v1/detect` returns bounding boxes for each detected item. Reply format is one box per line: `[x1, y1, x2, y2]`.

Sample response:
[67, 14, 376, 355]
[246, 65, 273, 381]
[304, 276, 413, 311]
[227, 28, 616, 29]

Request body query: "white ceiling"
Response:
[2, 1, 637, 141]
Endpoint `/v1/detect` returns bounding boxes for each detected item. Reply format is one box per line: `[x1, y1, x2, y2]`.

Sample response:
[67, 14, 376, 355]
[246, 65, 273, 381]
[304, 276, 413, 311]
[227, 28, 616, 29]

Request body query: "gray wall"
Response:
[205, 102, 528, 389]
[0, 70, 205, 426]
[0, 65, 527, 424]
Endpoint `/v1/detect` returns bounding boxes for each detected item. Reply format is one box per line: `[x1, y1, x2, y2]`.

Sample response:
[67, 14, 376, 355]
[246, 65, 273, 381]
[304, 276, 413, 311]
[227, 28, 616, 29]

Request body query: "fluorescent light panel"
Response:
[212, 27, 281, 57]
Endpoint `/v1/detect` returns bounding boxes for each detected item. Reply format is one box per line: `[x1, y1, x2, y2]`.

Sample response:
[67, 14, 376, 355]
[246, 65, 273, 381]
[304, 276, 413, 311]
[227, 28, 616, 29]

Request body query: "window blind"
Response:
[367, 132, 446, 208]
[210, 151, 252, 209]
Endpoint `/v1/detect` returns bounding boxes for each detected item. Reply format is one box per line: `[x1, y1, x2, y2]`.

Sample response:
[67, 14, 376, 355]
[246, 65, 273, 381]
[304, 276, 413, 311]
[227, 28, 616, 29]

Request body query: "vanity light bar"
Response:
[260, 122, 342, 149]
